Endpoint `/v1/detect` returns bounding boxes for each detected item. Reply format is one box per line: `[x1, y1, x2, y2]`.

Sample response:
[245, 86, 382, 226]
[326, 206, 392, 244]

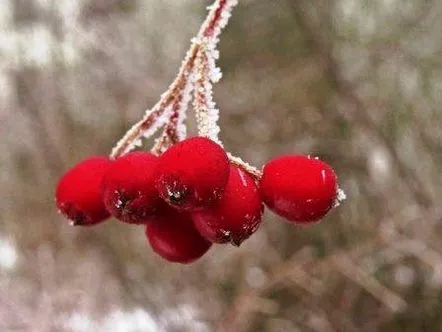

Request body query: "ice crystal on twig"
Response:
[193, 48, 222, 145]
[333, 187, 347, 208]
[151, 73, 195, 155]
[176, 72, 195, 141]
[111, 106, 172, 158]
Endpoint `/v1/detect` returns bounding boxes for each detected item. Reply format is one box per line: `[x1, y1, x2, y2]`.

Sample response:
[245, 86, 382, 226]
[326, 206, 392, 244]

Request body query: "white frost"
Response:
[176, 73, 195, 141]
[333, 187, 347, 208]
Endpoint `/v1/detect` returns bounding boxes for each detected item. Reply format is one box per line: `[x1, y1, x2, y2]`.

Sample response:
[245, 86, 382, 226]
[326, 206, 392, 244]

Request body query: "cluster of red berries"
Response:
[55, 137, 340, 264]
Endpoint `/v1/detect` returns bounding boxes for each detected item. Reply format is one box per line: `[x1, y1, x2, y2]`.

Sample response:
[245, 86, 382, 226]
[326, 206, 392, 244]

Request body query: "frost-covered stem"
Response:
[227, 153, 263, 180]
[151, 99, 183, 155]
[201, 0, 237, 39]
[110, 48, 197, 159]
[192, 0, 238, 145]
[110, 0, 238, 159]
[193, 49, 222, 144]
[151, 71, 195, 155]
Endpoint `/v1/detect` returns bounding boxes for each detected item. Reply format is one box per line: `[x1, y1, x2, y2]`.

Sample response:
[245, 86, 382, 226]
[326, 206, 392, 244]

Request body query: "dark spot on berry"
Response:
[229, 236, 243, 247]
[114, 190, 130, 209]
[60, 202, 92, 226]
[165, 184, 188, 206]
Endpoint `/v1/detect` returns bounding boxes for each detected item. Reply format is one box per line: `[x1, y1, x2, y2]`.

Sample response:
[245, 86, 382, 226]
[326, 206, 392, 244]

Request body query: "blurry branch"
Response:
[215, 236, 385, 332]
[12, 71, 66, 176]
[216, 204, 442, 331]
[374, 0, 433, 42]
[288, 0, 434, 209]
[10, 3, 68, 177]
[80, 230, 155, 308]
[331, 255, 407, 313]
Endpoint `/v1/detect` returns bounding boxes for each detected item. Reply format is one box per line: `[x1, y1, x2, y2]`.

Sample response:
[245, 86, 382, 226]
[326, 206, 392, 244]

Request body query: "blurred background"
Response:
[1, 0, 442, 331]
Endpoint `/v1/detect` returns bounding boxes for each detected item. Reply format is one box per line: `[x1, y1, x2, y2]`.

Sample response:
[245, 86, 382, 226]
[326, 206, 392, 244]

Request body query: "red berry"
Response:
[145, 208, 212, 264]
[155, 137, 230, 211]
[102, 151, 164, 224]
[56, 156, 111, 226]
[193, 165, 263, 246]
[260, 155, 338, 223]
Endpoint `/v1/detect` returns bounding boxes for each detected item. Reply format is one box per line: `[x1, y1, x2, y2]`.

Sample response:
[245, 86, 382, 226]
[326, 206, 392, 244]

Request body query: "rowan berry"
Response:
[145, 208, 212, 263]
[102, 151, 164, 224]
[55, 156, 111, 226]
[193, 165, 263, 246]
[260, 155, 338, 223]
[155, 137, 230, 211]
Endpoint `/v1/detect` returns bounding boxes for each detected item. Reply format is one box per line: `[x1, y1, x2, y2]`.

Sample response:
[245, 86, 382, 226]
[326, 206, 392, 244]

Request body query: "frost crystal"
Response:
[176, 73, 195, 141]
[209, 67, 222, 83]
[116, 107, 172, 155]
[333, 187, 347, 208]
[142, 106, 173, 140]
[193, 50, 222, 145]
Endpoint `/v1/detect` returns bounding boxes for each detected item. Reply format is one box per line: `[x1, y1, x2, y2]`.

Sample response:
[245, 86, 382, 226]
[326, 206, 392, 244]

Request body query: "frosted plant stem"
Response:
[227, 152, 263, 180]
[110, 0, 239, 159]
[151, 71, 195, 155]
[193, 49, 221, 144]
[110, 48, 197, 159]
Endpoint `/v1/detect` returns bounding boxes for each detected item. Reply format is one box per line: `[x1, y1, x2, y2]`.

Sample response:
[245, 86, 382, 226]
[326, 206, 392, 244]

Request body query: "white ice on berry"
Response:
[333, 187, 347, 208]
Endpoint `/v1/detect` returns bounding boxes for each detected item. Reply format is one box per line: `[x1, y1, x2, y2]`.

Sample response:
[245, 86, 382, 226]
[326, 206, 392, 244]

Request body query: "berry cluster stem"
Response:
[109, 0, 261, 180]
[110, 0, 236, 158]
[227, 153, 263, 180]
[110, 48, 197, 159]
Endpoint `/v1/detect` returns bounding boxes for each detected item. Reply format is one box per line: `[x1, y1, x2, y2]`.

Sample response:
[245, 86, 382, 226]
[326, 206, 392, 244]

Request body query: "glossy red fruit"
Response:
[102, 151, 164, 224]
[260, 155, 338, 223]
[56, 156, 112, 226]
[193, 165, 263, 246]
[155, 137, 230, 211]
[145, 208, 212, 264]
